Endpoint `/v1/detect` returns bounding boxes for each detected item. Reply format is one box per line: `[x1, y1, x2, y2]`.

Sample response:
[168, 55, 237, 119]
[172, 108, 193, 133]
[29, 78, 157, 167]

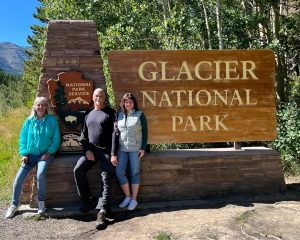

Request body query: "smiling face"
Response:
[124, 98, 134, 112]
[120, 93, 138, 113]
[35, 101, 47, 119]
[93, 88, 106, 109]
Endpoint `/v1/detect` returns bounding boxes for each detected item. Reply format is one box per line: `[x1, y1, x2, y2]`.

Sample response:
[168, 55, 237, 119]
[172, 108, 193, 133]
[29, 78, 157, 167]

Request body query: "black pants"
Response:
[74, 150, 115, 212]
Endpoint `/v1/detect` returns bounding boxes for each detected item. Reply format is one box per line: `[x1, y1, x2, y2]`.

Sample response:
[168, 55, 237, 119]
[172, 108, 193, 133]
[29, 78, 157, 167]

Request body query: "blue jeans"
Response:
[116, 151, 140, 185]
[11, 154, 53, 206]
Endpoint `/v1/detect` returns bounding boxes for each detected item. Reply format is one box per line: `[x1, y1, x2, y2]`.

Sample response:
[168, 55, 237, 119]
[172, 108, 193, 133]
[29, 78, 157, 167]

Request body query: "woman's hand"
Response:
[138, 150, 145, 159]
[86, 150, 95, 161]
[21, 156, 28, 164]
[41, 152, 51, 160]
[111, 155, 118, 166]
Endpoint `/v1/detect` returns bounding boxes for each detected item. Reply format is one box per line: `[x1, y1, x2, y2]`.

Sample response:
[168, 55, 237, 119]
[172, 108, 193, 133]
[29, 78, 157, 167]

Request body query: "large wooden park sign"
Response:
[108, 50, 276, 144]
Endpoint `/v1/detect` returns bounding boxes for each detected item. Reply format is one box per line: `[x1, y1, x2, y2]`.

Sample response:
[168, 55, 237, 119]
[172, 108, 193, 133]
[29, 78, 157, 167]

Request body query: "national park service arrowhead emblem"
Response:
[47, 72, 94, 130]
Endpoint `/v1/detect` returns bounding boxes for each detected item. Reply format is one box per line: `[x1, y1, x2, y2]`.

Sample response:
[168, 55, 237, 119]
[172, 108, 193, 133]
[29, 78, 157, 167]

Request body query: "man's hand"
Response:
[111, 155, 118, 166]
[86, 150, 95, 161]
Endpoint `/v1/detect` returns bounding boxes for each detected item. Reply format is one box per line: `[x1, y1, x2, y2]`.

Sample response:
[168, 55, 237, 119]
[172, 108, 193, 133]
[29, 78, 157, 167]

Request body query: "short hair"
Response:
[119, 93, 139, 112]
[93, 88, 105, 97]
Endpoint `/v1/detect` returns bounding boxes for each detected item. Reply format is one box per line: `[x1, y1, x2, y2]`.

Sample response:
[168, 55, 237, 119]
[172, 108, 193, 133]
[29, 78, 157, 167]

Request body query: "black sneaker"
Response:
[96, 211, 107, 230]
[79, 197, 98, 212]
[79, 204, 91, 212]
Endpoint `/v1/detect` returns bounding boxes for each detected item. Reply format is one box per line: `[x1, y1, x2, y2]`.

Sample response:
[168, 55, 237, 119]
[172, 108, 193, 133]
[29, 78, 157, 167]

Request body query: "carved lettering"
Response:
[138, 60, 258, 81]
[171, 115, 229, 131]
[141, 89, 256, 107]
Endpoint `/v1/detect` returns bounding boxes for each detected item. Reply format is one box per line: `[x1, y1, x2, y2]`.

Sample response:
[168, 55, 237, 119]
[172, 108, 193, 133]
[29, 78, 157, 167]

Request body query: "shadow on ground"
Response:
[26, 181, 300, 226]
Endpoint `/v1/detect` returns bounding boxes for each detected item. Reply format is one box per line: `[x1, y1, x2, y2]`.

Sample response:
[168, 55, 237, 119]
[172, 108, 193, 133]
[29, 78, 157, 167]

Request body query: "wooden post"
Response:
[234, 142, 242, 150]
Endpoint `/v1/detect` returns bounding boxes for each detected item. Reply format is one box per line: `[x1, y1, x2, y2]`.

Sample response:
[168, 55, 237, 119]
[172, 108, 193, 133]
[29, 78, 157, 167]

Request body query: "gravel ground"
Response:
[0, 205, 98, 240]
[1, 176, 300, 240]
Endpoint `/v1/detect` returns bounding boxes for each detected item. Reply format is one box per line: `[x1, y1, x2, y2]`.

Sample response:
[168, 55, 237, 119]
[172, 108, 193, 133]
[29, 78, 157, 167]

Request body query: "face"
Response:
[35, 102, 47, 118]
[93, 89, 105, 107]
[124, 98, 134, 112]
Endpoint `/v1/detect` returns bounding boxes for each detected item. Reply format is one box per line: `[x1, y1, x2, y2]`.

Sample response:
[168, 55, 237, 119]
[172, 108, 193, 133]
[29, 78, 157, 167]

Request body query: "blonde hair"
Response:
[30, 97, 48, 117]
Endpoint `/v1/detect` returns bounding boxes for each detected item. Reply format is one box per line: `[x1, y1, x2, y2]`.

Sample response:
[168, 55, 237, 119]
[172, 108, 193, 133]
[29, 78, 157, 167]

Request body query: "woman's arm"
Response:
[140, 112, 148, 151]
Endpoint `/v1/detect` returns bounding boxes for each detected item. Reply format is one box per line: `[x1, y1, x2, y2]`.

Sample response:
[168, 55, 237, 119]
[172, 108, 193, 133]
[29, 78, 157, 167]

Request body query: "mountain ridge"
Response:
[0, 42, 29, 75]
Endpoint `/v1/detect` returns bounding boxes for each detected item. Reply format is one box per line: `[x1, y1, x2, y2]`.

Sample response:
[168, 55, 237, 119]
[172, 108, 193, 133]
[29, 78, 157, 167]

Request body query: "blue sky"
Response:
[0, 0, 41, 46]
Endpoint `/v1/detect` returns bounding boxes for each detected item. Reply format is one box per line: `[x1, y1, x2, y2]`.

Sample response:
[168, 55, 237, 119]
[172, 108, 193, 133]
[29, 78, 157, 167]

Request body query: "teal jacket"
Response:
[19, 114, 61, 156]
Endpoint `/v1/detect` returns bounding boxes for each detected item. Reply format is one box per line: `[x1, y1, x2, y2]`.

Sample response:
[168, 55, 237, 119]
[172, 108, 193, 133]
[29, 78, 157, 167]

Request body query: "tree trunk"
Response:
[202, 0, 212, 49]
[271, 1, 286, 101]
[216, 0, 223, 49]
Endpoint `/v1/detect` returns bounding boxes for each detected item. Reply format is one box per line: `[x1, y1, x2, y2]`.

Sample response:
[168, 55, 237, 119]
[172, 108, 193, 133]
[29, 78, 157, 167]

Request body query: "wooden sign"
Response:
[47, 71, 94, 152]
[108, 50, 276, 144]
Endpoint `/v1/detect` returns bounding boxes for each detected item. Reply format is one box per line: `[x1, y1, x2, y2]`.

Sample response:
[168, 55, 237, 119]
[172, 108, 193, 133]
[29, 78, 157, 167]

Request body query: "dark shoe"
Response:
[79, 204, 91, 212]
[96, 212, 107, 230]
[79, 197, 98, 212]
[105, 210, 116, 219]
[89, 197, 98, 209]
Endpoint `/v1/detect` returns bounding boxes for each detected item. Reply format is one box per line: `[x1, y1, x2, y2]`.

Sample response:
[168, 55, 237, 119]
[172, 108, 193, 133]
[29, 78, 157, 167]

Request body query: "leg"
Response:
[36, 155, 54, 202]
[120, 183, 131, 198]
[11, 157, 36, 206]
[129, 151, 141, 201]
[100, 171, 113, 213]
[131, 184, 140, 201]
[96, 151, 115, 213]
[73, 155, 94, 203]
[116, 151, 131, 198]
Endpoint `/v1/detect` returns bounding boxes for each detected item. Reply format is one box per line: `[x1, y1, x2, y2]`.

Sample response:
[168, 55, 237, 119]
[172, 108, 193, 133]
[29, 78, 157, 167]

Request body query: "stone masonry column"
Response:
[22, 20, 107, 207]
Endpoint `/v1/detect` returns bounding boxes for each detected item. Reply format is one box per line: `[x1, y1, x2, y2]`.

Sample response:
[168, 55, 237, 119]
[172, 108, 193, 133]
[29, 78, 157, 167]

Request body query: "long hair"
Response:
[30, 97, 49, 117]
[119, 93, 139, 113]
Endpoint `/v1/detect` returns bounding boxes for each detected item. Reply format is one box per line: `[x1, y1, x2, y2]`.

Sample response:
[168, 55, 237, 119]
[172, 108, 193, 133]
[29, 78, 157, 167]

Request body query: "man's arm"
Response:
[80, 116, 90, 153]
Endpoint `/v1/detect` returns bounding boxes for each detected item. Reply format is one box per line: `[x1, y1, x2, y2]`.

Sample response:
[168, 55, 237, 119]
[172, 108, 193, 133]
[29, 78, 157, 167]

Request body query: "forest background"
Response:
[0, 0, 299, 201]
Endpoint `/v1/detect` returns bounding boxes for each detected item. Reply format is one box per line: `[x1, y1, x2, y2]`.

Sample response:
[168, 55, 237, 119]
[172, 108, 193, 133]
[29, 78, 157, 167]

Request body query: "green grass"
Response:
[236, 209, 256, 224]
[25, 214, 47, 221]
[0, 107, 29, 202]
[155, 232, 173, 240]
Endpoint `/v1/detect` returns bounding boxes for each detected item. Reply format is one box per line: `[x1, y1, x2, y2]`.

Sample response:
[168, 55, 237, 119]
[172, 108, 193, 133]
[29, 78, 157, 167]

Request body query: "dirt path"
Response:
[95, 201, 300, 240]
[1, 176, 300, 240]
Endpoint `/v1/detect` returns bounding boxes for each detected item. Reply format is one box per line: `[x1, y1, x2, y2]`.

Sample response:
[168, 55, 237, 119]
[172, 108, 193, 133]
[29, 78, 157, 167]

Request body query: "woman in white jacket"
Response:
[111, 93, 148, 211]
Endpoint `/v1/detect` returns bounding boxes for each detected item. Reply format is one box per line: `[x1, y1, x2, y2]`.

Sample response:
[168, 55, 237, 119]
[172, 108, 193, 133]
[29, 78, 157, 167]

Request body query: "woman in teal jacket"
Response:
[5, 97, 60, 218]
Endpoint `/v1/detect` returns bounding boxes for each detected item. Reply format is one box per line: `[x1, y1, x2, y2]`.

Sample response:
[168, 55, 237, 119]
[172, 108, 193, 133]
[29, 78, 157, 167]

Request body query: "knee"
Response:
[131, 169, 140, 179]
[130, 169, 140, 183]
[115, 166, 122, 176]
[116, 165, 126, 179]
[74, 165, 83, 178]
[74, 161, 87, 178]
[36, 170, 46, 181]
[13, 176, 23, 187]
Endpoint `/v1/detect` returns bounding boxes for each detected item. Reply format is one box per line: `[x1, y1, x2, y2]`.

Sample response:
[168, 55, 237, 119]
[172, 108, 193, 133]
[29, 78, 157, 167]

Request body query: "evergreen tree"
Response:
[54, 81, 68, 113]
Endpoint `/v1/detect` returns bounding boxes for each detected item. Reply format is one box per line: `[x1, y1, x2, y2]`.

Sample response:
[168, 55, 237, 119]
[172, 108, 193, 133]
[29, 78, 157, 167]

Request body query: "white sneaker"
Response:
[127, 199, 138, 211]
[38, 201, 46, 214]
[5, 205, 18, 219]
[118, 197, 132, 208]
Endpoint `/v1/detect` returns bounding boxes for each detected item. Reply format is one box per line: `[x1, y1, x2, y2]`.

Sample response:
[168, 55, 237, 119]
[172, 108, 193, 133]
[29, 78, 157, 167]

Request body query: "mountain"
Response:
[0, 42, 29, 75]
[68, 97, 89, 105]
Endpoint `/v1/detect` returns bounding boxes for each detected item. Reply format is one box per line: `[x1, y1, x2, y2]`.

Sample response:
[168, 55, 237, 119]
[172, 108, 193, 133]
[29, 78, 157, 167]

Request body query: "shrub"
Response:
[0, 108, 29, 201]
[269, 102, 300, 175]
[0, 69, 31, 115]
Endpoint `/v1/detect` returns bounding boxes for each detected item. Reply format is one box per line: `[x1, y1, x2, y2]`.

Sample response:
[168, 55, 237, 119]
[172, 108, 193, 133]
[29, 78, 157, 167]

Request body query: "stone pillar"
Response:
[37, 20, 106, 104]
[26, 20, 107, 206]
